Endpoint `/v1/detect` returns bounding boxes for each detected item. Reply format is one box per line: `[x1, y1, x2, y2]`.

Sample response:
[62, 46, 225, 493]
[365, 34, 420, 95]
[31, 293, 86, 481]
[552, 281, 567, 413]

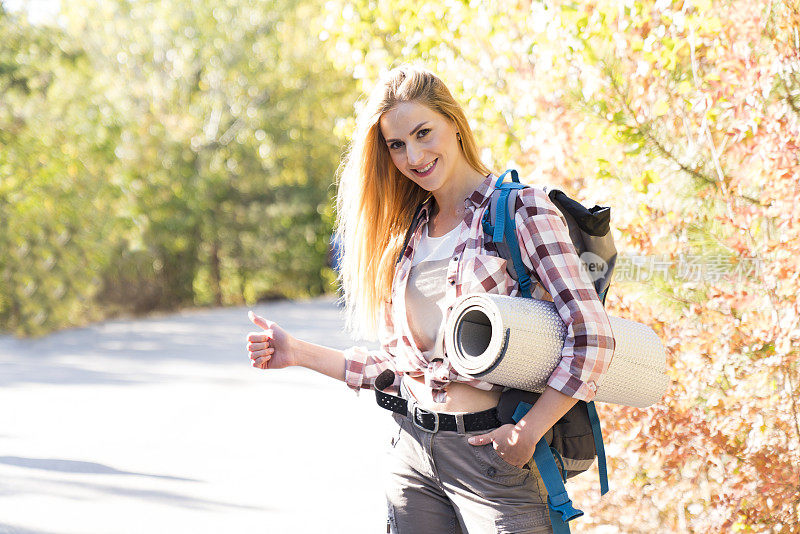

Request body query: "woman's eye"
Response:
[388, 129, 428, 150]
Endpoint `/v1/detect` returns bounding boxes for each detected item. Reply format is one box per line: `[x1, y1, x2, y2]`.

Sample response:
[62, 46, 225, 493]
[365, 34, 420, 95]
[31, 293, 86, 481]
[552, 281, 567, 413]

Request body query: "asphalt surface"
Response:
[0, 297, 393, 534]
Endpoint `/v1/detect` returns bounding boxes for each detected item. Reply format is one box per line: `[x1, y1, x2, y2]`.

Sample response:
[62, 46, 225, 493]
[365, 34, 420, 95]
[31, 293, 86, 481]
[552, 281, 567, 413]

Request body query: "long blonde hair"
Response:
[334, 64, 491, 340]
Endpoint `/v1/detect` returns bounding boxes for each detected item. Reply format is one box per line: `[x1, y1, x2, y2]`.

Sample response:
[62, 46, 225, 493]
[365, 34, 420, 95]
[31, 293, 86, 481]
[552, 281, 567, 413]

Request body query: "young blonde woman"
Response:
[246, 64, 615, 533]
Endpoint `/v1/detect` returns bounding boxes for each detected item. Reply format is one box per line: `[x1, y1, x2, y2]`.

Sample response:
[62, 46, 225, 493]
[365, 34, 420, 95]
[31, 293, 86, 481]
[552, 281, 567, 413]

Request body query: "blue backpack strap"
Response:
[492, 178, 525, 243]
[535, 440, 584, 533]
[488, 173, 531, 298]
[585, 401, 609, 495]
[494, 169, 520, 186]
[492, 186, 511, 243]
[549, 446, 567, 483]
[499, 188, 532, 299]
[513, 403, 583, 533]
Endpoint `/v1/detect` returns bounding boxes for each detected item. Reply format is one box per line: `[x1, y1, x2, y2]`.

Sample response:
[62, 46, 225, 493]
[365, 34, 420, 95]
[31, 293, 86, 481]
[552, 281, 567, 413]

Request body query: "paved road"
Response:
[0, 297, 392, 534]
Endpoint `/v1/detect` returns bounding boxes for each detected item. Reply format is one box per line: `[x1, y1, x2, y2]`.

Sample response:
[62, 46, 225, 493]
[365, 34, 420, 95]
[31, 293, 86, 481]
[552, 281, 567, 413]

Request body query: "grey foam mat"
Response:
[444, 293, 668, 408]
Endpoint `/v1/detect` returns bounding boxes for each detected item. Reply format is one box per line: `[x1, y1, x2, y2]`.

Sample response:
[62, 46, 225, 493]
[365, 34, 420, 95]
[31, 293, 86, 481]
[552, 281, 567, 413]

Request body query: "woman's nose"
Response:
[407, 144, 425, 166]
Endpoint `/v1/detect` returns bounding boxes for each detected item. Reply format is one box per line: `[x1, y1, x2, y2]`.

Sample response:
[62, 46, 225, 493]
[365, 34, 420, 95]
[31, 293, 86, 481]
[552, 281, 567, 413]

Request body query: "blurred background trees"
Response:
[1, 0, 355, 335]
[2, 0, 798, 531]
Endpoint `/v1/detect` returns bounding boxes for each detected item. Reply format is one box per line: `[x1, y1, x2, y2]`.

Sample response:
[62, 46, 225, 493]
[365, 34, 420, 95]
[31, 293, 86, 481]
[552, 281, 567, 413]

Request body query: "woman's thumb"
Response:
[248, 310, 271, 330]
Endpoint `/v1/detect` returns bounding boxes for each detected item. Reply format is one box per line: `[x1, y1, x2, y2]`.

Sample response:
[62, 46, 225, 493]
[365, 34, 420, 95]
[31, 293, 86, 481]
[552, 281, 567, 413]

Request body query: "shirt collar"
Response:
[466, 172, 496, 209]
[416, 172, 495, 222]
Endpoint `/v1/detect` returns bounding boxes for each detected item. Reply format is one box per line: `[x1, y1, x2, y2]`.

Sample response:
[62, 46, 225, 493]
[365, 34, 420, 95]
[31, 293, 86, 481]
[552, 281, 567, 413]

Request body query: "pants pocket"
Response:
[467, 439, 530, 487]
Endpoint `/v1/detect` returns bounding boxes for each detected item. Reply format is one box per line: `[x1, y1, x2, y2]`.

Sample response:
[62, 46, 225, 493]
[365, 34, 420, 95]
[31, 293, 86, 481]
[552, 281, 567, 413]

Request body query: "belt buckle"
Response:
[412, 405, 439, 433]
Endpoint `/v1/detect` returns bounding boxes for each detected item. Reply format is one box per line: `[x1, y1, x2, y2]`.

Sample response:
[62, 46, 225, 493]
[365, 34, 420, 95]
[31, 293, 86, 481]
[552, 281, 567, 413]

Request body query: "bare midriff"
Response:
[404, 374, 502, 413]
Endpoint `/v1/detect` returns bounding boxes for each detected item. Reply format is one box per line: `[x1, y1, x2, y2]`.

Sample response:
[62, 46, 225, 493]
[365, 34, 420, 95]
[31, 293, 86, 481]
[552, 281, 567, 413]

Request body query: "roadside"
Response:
[0, 297, 391, 534]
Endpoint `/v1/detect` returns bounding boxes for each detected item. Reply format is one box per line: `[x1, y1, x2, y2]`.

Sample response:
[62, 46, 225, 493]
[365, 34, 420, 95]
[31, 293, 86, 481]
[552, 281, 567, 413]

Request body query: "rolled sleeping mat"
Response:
[444, 293, 668, 408]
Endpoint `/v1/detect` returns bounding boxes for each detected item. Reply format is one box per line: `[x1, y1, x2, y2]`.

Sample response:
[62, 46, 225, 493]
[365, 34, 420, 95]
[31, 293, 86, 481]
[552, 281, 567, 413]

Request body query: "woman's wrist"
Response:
[513, 418, 544, 447]
[513, 386, 579, 446]
[287, 335, 303, 367]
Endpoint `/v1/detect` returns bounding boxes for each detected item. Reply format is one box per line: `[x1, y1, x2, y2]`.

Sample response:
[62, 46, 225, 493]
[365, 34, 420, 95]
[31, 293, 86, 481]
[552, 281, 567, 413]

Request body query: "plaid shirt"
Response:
[343, 173, 615, 403]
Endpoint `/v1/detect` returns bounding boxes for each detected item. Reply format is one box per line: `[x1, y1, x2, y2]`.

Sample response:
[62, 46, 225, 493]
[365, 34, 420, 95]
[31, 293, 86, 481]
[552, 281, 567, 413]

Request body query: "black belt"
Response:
[374, 371, 502, 433]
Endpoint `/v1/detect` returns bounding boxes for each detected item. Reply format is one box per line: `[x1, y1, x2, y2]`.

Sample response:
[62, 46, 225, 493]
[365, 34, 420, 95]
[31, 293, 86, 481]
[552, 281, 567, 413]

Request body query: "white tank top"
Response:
[406, 223, 459, 359]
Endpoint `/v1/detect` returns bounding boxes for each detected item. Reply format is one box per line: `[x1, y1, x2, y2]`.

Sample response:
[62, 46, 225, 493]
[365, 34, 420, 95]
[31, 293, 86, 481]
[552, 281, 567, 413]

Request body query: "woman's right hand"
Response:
[247, 311, 297, 370]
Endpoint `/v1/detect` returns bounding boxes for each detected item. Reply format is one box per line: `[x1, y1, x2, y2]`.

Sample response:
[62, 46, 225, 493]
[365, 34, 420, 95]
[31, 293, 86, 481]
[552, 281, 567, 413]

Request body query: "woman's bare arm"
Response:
[290, 337, 346, 382]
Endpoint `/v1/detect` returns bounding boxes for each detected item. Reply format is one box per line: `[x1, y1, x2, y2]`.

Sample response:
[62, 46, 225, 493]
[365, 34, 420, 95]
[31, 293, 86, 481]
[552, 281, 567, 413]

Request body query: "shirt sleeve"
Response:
[342, 299, 403, 395]
[513, 187, 616, 402]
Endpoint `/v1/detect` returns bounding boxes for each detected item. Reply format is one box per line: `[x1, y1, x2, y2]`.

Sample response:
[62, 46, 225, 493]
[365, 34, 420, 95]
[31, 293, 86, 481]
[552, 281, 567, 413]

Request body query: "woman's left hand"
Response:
[467, 424, 538, 468]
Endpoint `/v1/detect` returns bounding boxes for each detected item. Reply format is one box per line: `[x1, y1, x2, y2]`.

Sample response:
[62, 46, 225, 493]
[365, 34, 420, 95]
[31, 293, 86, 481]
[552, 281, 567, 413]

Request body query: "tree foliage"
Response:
[0, 5, 125, 333]
[1, 0, 357, 334]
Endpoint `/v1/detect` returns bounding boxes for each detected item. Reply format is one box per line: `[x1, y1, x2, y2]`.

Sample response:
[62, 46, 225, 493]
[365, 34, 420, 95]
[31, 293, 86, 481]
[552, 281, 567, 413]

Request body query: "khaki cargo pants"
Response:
[384, 383, 553, 533]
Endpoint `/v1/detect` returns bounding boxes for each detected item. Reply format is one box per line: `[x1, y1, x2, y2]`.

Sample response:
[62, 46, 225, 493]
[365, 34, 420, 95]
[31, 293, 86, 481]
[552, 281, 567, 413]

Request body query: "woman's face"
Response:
[379, 101, 462, 193]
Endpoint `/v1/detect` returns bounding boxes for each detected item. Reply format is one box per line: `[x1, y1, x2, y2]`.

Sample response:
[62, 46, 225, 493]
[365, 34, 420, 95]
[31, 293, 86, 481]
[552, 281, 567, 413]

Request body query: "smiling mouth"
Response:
[412, 159, 437, 176]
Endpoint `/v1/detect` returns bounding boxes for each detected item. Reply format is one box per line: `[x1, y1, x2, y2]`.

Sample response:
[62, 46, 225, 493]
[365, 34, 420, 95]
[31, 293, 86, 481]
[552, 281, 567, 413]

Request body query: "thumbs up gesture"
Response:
[247, 311, 296, 370]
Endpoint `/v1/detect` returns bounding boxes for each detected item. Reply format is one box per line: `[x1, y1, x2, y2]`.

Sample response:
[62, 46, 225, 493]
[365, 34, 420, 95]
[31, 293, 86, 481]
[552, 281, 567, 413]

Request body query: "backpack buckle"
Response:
[547, 492, 584, 523]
